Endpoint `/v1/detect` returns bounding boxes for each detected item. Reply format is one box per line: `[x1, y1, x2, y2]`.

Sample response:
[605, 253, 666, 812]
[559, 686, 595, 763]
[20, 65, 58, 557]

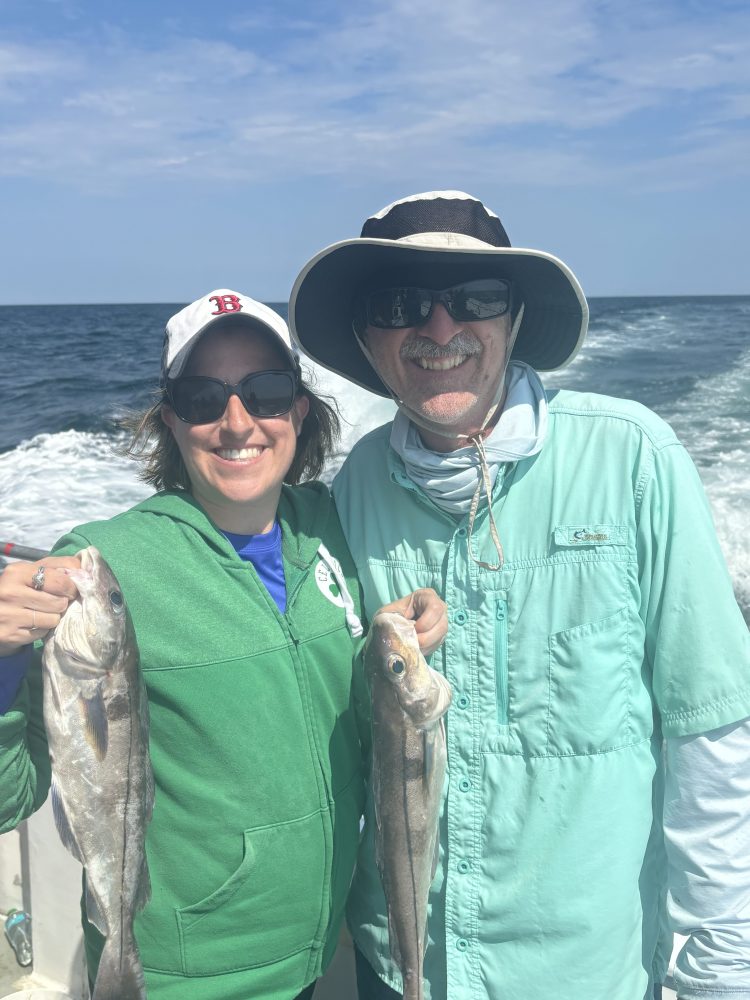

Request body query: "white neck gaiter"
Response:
[389, 361, 548, 517]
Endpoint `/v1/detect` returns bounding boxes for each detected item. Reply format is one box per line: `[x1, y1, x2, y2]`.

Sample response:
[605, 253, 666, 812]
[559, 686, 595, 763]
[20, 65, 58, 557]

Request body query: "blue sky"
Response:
[1, 0, 748, 303]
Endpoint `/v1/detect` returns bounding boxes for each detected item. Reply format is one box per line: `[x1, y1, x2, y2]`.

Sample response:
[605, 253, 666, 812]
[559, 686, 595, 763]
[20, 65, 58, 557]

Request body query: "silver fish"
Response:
[42, 546, 153, 1000]
[365, 611, 452, 1000]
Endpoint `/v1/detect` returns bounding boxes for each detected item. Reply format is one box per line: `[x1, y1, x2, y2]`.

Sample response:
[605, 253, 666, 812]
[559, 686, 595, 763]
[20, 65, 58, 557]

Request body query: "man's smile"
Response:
[414, 355, 469, 371]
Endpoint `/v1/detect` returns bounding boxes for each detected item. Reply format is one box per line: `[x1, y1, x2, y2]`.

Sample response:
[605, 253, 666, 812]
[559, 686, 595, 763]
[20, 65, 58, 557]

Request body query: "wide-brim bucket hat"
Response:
[289, 190, 589, 397]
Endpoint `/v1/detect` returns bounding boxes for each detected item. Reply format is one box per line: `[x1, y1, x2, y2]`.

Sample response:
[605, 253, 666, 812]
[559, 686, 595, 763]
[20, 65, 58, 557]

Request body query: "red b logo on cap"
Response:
[210, 294, 243, 314]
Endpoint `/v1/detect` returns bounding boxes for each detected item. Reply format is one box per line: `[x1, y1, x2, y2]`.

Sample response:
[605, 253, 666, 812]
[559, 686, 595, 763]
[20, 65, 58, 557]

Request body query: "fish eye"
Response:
[390, 657, 406, 675]
[109, 590, 124, 612]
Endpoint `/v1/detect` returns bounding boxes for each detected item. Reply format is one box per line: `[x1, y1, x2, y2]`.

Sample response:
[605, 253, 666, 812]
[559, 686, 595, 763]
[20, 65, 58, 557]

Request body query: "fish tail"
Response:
[92, 925, 146, 1000]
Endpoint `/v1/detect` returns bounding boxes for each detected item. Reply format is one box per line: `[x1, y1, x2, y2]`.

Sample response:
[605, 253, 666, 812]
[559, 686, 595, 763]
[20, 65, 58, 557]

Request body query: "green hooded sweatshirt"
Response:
[0, 485, 367, 1000]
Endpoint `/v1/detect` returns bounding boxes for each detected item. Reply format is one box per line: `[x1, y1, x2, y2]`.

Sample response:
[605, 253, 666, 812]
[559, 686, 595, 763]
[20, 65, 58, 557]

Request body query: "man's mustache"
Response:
[400, 331, 482, 361]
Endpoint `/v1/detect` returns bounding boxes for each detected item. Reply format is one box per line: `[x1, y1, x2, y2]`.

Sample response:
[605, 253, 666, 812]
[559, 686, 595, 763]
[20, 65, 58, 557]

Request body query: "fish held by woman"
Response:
[42, 546, 154, 1000]
[365, 610, 452, 1000]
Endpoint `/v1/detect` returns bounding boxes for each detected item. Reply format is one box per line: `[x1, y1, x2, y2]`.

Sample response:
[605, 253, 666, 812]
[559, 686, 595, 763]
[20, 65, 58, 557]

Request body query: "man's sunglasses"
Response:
[166, 371, 298, 425]
[362, 278, 512, 330]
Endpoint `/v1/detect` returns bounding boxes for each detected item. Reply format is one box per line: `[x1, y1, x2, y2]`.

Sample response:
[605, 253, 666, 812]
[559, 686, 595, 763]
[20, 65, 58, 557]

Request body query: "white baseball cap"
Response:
[161, 288, 298, 386]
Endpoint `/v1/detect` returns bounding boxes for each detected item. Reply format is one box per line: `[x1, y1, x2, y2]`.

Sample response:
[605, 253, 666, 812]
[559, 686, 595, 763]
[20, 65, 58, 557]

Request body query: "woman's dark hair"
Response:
[120, 369, 340, 492]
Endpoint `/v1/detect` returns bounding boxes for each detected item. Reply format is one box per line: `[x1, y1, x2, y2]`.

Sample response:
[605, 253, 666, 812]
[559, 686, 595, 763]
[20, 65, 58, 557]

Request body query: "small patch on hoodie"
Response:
[315, 559, 346, 607]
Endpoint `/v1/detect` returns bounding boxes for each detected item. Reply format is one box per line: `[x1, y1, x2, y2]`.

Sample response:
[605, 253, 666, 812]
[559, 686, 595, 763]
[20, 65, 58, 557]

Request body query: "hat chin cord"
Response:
[355, 303, 525, 571]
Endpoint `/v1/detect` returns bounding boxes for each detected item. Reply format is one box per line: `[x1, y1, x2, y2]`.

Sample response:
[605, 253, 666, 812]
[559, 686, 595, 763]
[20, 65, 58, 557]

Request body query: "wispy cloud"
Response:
[0, 0, 748, 192]
[0, 41, 78, 101]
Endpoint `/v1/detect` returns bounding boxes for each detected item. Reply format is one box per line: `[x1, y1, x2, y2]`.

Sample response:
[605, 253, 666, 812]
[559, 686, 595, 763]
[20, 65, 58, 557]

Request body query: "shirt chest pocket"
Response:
[483, 538, 637, 757]
[546, 605, 632, 755]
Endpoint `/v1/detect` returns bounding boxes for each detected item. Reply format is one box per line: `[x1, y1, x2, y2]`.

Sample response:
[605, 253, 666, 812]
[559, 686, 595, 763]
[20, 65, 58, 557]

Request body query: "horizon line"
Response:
[1, 292, 749, 308]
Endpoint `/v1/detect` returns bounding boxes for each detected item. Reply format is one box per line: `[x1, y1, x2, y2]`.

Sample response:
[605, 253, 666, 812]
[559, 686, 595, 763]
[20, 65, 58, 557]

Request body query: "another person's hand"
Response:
[0, 556, 81, 656]
[378, 588, 448, 658]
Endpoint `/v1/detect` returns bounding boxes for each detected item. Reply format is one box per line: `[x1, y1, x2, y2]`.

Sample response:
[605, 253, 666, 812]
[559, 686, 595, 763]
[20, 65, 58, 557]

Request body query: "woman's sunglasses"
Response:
[166, 370, 298, 425]
[362, 278, 512, 330]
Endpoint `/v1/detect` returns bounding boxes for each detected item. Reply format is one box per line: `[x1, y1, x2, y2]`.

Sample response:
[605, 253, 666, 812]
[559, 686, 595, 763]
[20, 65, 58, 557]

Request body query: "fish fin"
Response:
[414, 672, 453, 729]
[50, 776, 84, 864]
[141, 683, 155, 824]
[431, 829, 440, 883]
[371, 761, 385, 876]
[134, 853, 152, 914]
[145, 762, 155, 824]
[423, 729, 434, 785]
[387, 904, 403, 967]
[78, 685, 108, 761]
[85, 882, 108, 937]
[427, 721, 444, 880]
[423, 716, 446, 784]
[46, 661, 64, 715]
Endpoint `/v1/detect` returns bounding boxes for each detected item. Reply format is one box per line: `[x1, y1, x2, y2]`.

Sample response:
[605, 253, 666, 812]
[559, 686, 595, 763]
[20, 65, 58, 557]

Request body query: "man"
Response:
[289, 191, 750, 1000]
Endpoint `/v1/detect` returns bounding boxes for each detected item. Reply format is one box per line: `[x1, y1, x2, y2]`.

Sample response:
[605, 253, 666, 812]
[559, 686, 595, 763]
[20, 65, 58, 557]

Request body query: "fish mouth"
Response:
[67, 547, 98, 594]
[386, 613, 419, 644]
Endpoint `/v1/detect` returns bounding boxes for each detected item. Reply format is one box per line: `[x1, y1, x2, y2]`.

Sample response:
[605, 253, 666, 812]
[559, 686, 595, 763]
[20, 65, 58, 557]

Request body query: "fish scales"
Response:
[42, 546, 153, 1000]
[365, 611, 452, 1000]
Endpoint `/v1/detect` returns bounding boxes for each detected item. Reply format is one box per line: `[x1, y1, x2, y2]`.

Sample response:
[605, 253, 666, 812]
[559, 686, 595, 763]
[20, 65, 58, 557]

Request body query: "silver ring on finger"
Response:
[31, 566, 46, 591]
[29, 608, 41, 633]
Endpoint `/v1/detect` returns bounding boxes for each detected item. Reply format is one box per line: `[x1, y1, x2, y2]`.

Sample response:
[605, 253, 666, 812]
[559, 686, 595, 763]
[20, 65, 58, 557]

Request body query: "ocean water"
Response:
[1, 297, 748, 620]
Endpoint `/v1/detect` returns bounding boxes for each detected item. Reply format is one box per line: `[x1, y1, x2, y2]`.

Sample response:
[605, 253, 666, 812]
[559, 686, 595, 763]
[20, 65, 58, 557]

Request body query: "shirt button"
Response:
[457, 527, 467, 537]
[456, 938, 469, 952]
[459, 778, 472, 793]
[456, 694, 470, 710]
[454, 610, 468, 625]
[457, 859, 471, 874]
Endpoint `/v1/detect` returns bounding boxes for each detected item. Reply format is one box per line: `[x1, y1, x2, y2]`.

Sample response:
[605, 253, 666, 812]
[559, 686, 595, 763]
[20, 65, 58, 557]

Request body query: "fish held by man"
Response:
[42, 546, 154, 1000]
[365, 610, 452, 1000]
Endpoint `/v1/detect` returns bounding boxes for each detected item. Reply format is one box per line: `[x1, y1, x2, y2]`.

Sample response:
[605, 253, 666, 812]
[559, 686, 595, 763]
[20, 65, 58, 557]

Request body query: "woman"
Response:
[0, 289, 447, 1000]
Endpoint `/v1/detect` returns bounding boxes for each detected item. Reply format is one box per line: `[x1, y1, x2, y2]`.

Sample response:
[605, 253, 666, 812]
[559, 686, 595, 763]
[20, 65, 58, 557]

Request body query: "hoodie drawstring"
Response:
[316, 542, 364, 638]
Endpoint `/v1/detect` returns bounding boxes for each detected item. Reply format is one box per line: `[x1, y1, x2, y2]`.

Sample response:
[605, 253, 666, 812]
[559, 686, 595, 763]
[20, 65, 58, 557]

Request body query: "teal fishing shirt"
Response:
[333, 389, 750, 1000]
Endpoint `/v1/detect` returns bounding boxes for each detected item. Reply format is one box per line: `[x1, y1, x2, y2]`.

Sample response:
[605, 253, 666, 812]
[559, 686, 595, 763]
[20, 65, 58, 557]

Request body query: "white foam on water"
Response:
[302, 360, 396, 477]
[0, 430, 150, 552]
[549, 304, 750, 619]
[0, 365, 396, 552]
[1, 366, 746, 621]
[562, 304, 681, 367]
[663, 352, 750, 619]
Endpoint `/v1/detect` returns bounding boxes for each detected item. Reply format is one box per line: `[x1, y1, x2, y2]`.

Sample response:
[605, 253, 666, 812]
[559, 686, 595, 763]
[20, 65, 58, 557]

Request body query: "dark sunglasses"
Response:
[362, 278, 512, 330]
[166, 370, 298, 425]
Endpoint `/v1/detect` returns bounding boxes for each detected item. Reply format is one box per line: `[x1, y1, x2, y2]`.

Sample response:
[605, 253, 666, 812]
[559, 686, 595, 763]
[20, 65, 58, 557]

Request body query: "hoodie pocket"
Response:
[176, 811, 326, 975]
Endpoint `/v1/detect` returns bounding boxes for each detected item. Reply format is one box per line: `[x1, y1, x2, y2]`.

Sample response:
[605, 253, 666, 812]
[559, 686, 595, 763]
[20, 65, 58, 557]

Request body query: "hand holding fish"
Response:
[42, 546, 153, 1000]
[365, 609, 452, 1000]
[375, 587, 448, 657]
[0, 555, 82, 655]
